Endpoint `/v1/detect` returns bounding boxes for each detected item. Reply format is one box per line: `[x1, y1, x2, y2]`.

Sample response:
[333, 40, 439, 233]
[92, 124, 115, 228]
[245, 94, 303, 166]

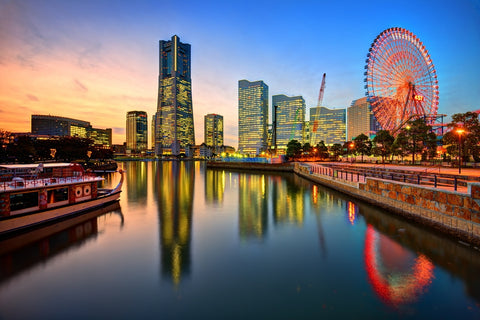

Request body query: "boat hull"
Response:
[0, 191, 121, 237]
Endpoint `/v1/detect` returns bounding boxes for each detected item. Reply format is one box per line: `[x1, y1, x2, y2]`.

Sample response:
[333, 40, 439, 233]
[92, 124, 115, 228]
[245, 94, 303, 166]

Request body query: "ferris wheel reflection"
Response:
[364, 224, 434, 307]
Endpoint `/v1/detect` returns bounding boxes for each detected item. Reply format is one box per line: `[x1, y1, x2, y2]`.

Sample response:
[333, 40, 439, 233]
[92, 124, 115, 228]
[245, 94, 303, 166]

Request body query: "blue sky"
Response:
[1, 0, 479, 147]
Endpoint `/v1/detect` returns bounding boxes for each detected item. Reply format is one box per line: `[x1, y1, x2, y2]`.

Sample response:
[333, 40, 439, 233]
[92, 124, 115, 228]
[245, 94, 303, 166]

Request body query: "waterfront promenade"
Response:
[208, 160, 480, 246]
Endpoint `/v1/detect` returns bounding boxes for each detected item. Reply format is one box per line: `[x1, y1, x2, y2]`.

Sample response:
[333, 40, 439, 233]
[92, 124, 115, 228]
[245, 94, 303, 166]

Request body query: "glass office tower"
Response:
[204, 114, 224, 149]
[272, 94, 305, 153]
[154, 35, 195, 156]
[126, 111, 148, 153]
[310, 106, 346, 145]
[238, 80, 268, 155]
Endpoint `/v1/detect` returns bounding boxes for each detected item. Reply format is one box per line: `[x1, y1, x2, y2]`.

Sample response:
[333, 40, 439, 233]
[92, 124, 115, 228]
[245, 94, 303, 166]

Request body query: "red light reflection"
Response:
[364, 225, 434, 307]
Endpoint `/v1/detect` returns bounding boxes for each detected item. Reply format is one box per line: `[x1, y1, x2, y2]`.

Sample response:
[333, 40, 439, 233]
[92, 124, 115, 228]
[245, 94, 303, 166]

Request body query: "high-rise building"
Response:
[272, 94, 305, 153]
[310, 107, 346, 145]
[126, 111, 148, 153]
[89, 128, 112, 147]
[238, 80, 268, 155]
[347, 97, 381, 140]
[154, 35, 195, 156]
[204, 114, 224, 149]
[31, 114, 112, 147]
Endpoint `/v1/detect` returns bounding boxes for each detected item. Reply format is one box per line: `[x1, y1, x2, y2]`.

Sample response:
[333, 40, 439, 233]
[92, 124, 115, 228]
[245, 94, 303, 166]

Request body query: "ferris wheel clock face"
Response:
[364, 27, 439, 133]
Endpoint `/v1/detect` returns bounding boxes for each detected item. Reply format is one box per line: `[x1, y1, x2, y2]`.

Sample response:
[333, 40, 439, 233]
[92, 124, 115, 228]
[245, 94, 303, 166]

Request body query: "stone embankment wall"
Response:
[294, 163, 480, 246]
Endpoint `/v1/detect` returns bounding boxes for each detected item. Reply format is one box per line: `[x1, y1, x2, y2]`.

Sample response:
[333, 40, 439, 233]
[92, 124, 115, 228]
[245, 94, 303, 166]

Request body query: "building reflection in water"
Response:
[271, 175, 304, 226]
[364, 225, 434, 307]
[155, 161, 194, 285]
[124, 161, 148, 204]
[205, 169, 225, 204]
[238, 174, 268, 240]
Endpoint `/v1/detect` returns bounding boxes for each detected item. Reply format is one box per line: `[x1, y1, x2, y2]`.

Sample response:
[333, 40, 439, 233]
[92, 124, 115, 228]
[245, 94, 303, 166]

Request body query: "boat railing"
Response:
[1, 173, 101, 191]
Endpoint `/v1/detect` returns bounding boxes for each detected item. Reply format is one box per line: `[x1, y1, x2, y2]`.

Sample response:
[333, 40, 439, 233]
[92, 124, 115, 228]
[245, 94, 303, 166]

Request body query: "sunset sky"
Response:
[1, 0, 479, 147]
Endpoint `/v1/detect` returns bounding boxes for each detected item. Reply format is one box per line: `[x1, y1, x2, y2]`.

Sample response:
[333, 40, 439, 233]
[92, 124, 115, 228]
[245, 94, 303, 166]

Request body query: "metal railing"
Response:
[308, 164, 469, 192]
[1, 174, 101, 192]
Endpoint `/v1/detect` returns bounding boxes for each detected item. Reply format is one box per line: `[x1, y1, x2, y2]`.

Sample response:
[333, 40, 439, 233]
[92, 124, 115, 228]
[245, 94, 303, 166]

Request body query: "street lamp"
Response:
[349, 142, 355, 163]
[456, 128, 465, 174]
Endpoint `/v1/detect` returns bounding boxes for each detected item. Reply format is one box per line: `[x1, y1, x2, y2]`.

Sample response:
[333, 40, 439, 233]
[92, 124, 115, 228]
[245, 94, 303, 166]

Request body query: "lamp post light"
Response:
[349, 142, 355, 163]
[456, 128, 465, 174]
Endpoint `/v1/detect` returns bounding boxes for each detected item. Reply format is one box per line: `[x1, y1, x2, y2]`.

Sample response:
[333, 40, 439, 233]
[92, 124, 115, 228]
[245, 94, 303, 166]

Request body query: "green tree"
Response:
[0, 129, 11, 163]
[398, 118, 437, 164]
[6, 135, 36, 163]
[443, 112, 480, 162]
[315, 141, 329, 159]
[286, 139, 302, 159]
[372, 130, 394, 164]
[353, 133, 372, 162]
[303, 142, 312, 157]
[329, 143, 343, 161]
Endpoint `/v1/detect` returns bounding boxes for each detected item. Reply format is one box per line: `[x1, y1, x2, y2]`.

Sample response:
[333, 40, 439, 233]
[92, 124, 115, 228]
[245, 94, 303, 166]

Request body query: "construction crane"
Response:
[311, 73, 326, 145]
[317, 73, 326, 108]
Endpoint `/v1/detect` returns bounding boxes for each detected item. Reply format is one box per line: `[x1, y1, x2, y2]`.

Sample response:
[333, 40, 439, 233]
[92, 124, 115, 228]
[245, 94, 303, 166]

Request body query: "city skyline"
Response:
[1, 0, 479, 148]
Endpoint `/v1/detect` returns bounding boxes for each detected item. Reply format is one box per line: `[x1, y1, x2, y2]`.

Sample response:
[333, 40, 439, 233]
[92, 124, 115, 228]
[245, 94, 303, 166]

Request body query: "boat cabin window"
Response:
[48, 188, 69, 203]
[10, 191, 39, 211]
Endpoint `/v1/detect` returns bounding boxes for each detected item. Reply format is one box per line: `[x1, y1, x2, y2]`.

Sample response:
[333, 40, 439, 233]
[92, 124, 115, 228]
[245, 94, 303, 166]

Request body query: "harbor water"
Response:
[1, 161, 480, 319]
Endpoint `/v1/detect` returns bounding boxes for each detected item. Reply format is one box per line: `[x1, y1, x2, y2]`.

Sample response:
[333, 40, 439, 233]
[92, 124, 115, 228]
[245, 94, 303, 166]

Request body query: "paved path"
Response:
[306, 162, 480, 194]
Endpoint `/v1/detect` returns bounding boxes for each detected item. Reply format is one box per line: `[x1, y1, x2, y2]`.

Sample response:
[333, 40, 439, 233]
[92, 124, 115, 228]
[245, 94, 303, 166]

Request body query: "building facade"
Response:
[310, 107, 346, 145]
[32, 115, 90, 138]
[272, 94, 305, 153]
[238, 80, 268, 155]
[31, 115, 112, 147]
[204, 114, 224, 150]
[347, 97, 381, 140]
[154, 35, 195, 156]
[126, 111, 148, 153]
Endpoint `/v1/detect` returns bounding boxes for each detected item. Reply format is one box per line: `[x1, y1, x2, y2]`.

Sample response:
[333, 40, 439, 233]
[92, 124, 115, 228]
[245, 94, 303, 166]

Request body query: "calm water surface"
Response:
[1, 161, 480, 319]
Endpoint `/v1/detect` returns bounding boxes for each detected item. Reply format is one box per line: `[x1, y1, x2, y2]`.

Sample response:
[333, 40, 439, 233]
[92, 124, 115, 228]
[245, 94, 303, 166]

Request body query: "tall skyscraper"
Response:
[126, 111, 148, 153]
[347, 97, 381, 140]
[310, 107, 346, 145]
[238, 80, 268, 155]
[154, 35, 195, 156]
[272, 94, 305, 153]
[204, 114, 224, 149]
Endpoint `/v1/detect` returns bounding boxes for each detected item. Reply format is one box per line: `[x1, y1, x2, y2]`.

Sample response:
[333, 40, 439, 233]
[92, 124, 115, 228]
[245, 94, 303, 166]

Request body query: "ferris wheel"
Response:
[364, 27, 439, 133]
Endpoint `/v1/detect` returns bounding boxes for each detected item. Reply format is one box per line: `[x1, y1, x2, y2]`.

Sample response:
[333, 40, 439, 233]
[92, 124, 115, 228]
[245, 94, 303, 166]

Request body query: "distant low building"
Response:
[31, 114, 112, 147]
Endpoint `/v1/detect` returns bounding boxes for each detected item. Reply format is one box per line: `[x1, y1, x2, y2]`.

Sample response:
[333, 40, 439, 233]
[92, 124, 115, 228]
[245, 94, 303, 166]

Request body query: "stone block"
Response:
[420, 189, 435, 201]
[402, 186, 412, 195]
[443, 215, 452, 227]
[367, 179, 377, 187]
[471, 184, 480, 199]
[436, 192, 447, 204]
[447, 193, 464, 206]
[471, 211, 480, 224]
[388, 191, 397, 200]
[378, 181, 386, 190]
[415, 196, 425, 208]
[406, 195, 415, 205]
[462, 207, 472, 221]
[394, 184, 403, 193]
[457, 219, 469, 233]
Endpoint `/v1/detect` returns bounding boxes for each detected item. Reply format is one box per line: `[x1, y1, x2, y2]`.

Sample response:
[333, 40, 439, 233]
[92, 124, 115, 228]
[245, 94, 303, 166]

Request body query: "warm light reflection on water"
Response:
[0, 161, 480, 319]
